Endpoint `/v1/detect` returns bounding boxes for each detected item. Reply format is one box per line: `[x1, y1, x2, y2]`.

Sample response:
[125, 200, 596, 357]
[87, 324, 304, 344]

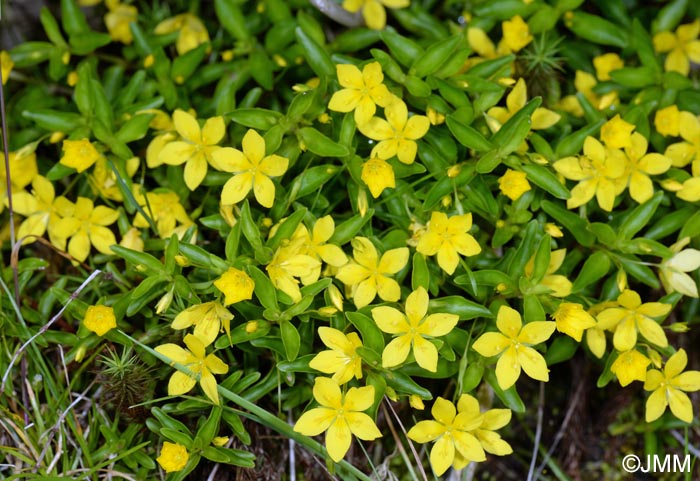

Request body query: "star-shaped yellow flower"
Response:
[600, 114, 635, 149]
[653, 19, 700, 76]
[59, 139, 101, 173]
[498, 169, 531, 201]
[655, 105, 680, 137]
[407, 397, 486, 476]
[293, 216, 348, 284]
[501, 15, 533, 52]
[213, 267, 255, 306]
[328, 61, 393, 125]
[156, 442, 189, 473]
[336, 237, 408, 308]
[104, 0, 137, 44]
[553, 136, 626, 211]
[214, 129, 289, 208]
[83, 305, 117, 336]
[644, 349, 700, 423]
[611, 348, 650, 387]
[51, 197, 119, 262]
[171, 301, 233, 346]
[293, 377, 381, 462]
[472, 305, 555, 389]
[620, 132, 671, 203]
[596, 289, 670, 352]
[371, 287, 458, 372]
[308, 327, 364, 384]
[358, 99, 430, 164]
[416, 211, 481, 275]
[155, 334, 229, 405]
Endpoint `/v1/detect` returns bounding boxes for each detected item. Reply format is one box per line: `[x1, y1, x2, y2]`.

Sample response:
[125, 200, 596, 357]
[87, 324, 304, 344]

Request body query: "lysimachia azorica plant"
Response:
[1, 0, 699, 479]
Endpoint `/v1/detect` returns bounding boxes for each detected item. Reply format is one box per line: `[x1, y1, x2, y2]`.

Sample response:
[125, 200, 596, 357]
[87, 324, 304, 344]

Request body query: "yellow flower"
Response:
[552, 303, 596, 342]
[12, 176, 72, 249]
[59, 139, 101, 173]
[336, 237, 409, 308]
[1, 50, 13, 85]
[472, 305, 555, 389]
[487, 78, 560, 131]
[214, 129, 289, 208]
[358, 99, 430, 164]
[620, 132, 671, 203]
[426, 107, 445, 126]
[544, 223, 564, 238]
[654, 105, 680, 137]
[501, 15, 533, 52]
[665, 111, 700, 168]
[89, 156, 139, 202]
[653, 19, 700, 76]
[213, 267, 255, 306]
[133, 189, 194, 239]
[1, 147, 38, 214]
[600, 114, 635, 149]
[158, 110, 225, 190]
[361, 156, 396, 198]
[328, 62, 393, 125]
[644, 349, 700, 423]
[341, 0, 410, 30]
[293, 377, 381, 462]
[498, 169, 531, 201]
[659, 237, 700, 297]
[610, 348, 650, 387]
[83, 305, 117, 336]
[372, 287, 458, 372]
[104, 0, 137, 44]
[416, 211, 481, 275]
[596, 290, 671, 352]
[592, 53, 624, 81]
[308, 327, 364, 384]
[52, 197, 119, 262]
[553, 136, 626, 211]
[265, 239, 321, 303]
[155, 333, 229, 405]
[407, 397, 486, 476]
[171, 301, 233, 346]
[154, 13, 210, 55]
[293, 216, 348, 284]
[156, 442, 189, 473]
[557, 70, 618, 116]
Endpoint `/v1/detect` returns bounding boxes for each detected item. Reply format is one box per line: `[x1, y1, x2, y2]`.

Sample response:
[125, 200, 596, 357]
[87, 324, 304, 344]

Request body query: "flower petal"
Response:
[294, 407, 336, 436]
[325, 417, 352, 462]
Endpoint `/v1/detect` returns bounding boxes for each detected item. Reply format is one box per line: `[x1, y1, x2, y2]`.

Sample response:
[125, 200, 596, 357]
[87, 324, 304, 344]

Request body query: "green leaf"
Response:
[196, 407, 222, 446]
[214, 0, 251, 41]
[446, 115, 492, 152]
[110, 245, 163, 274]
[566, 11, 627, 48]
[521, 164, 570, 199]
[411, 252, 430, 291]
[491, 97, 542, 154]
[329, 210, 374, 245]
[380, 29, 423, 67]
[410, 33, 463, 78]
[69, 31, 111, 55]
[618, 191, 664, 240]
[61, 0, 90, 36]
[428, 297, 492, 320]
[247, 265, 279, 312]
[541, 200, 595, 247]
[280, 320, 300, 361]
[225, 108, 282, 130]
[295, 26, 334, 77]
[116, 114, 155, 143]
[298, 127, 350, 157]
[484, 369, 525, 413]
[545, 336, 579, 365]
[572, 251, 611, 292]
[346, 311, 385, 354]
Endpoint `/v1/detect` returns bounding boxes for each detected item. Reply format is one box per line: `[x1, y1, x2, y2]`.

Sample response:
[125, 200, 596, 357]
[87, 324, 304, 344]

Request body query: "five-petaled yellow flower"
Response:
[59, 139, 102, 173]
[361, 156, 396, 198]
[553, 136, 626, 212]
[171, 301, 233, 346]
[341, 0, 410, 31]
[371, 287, 458, 372]
[472, 305, 555, 389]
[416, 211, 481, 275]
[293, 377, 381, 462]
[644, 349, 700, 423]
[156, 442, 189, 473]
[155, 333, 229, 405]
[620, 132, 671, 203]
[328, 62, 393, 125]
[158, 109, 226, 191]
[596, 289, 671, 352]
[653, 19, 700, 76]
[358, 99, 430, 164]
[336, 237, 409, 308]
[600, 114, 635, 149]
[293, 216, 348, 284]
[213, 267, 255, 306]
[214, 129, 289, 208]
[655, 105, 680, 137]
[52, 197, 119, 262]
[83, 305, 117, 336]
[501, 15, 533, 52]
[308, 327, 364, 384]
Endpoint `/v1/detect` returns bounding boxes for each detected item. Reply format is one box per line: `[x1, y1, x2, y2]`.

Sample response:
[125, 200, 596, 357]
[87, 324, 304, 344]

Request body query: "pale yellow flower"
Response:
[611, 349, 650, 387]
[59, 139, 101, 173]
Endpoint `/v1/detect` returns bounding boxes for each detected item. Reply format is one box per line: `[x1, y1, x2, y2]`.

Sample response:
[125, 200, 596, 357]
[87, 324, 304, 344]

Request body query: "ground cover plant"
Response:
[1, 0, 700, 479]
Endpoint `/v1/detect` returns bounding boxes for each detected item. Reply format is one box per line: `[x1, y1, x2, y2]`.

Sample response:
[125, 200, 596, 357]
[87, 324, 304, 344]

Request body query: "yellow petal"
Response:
[668, 388, 693, 423]
[495, 346, 521, 389]
[473, 332, 511, 357]
[378, 247, 409, 274]
[517, 346, 550, 382]
[168, 371, 197, 396]
[431, 397, 456, 425]
[200, 370, 220, 404]
[344, 385, 375, 412]
[419, 313, 458, 337]
[336, 63, 363, 89]
[345, 412, 381, 440]
[430, 435, 455, 476]
[496, 305, 522, 338]
[242, 129, 266, 164]
[313, 377, 342, 409]
[412, 335, 438, 372]
[382, 334, 412, 367]
[252, 172, 276, 208]
[637, 317, 668, 348]
[260, 154, 289, 177]
[221, 172, 253, 204]
[407, 420, 445, 443]
[664, 349, 687, 378]
[173, 109, 201, 143]
[184, 154, 208, 190]
[452, 431, 486, 462]
[89, 226, 116, 255]
[645, 388, 668, 422]
[372, 306, 408, 334]
[328, 89, 362, 113]
[325, 417, 352, 462]
[518, 321, 556, 345]
[202, 116, 225, 145]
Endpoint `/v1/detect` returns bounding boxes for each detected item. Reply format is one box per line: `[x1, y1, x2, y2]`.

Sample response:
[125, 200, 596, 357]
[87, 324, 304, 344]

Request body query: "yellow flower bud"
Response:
[221, 50, 234, 62]
[426, 107, 445, 125]
[213, 436, 230, 447]
[273, 54, 288, 67]
[318, 306, 338, 316]
[327, 284, 344, 312]
[245, 321, 259, 334]
[357, 189, 368, 217]
[49, 131, 66, 144]
[409, 395, 425, 410]
[143, 54, 155, 68]
[155, 289, 174, 315]
[61, 51, 71, 65]
[447, 164, 462, 178]
[67, 71, 79, 87]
